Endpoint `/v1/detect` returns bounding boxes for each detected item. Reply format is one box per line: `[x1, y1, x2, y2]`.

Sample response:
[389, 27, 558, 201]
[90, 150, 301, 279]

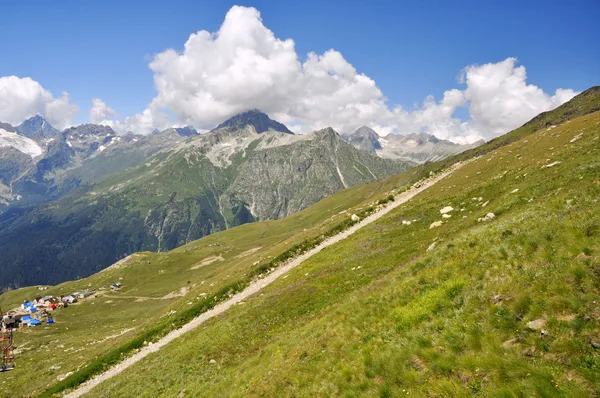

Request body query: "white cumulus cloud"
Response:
[0, 76, 78, 130]
[459, 57, 578, 139]
[98, 6, 578, 143]
[89, 98, 119, 124]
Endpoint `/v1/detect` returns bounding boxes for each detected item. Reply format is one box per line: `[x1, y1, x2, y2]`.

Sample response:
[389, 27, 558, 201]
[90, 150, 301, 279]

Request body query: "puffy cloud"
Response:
[89, 98, 119, 124]
[93, 102, 170, 135]
[459, 58, 578, 139]
[0, 76, 79, 130]
[100, 6, 578, 143]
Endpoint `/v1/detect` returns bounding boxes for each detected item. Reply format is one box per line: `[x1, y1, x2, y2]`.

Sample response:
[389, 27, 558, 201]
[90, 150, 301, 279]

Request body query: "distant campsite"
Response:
[0, 282, 122, 331]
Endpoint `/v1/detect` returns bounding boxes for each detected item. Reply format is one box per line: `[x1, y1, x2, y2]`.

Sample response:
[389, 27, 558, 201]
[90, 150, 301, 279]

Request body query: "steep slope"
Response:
[0, 122, 44, 157]
[0, 162, 416, 397]
[16, 115, 60, 142]
[342, 125, 483, 163]
[0, 90, 598, 396]
[341, 126, 382, 155]
[4, 124, 196, 209]
[0, 114, 409, 289]
[0, 122, 41, 209]
[73, 104, 600, 397]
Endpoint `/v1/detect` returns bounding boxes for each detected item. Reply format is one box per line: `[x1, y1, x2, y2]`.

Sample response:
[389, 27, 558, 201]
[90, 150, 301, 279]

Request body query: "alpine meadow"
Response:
[0, 2, 598, 398]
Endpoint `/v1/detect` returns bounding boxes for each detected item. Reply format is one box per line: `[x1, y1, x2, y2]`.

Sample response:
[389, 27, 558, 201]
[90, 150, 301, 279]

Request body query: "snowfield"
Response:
[0, 128, 43, 157]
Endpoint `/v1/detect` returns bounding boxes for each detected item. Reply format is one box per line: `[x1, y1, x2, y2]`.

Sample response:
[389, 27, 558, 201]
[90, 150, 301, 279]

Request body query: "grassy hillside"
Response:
[1, 89, 598, 397]
[74, 109, 600, 396]
[0, 161, 414, 397]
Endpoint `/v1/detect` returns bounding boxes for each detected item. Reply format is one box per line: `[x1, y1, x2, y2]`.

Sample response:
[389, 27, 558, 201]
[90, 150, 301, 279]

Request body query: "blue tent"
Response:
[46, 319, 54, 325]
[22, 315, 31, 321]
[29, 307, 38, 313]
[29, 319, 41, 326]
[23, 301, 34, 308]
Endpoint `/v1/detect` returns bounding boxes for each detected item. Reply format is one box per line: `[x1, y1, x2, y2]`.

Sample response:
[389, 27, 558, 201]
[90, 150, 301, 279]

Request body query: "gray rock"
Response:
[526, 318, 546, 331]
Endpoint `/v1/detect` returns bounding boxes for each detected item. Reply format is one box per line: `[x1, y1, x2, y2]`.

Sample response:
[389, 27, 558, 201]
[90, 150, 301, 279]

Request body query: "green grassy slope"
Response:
[2, 88, 598, 396]
[0, 161, 413, 397]
[83, 110, 600, 396]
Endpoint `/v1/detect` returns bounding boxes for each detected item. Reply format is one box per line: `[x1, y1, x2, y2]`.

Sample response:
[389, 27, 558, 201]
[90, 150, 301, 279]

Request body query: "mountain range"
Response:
[341, 126, 484, 164]
[0, 111, 413, 289]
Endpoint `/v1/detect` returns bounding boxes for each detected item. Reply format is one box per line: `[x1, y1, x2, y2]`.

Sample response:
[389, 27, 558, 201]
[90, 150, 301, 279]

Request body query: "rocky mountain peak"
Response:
[16, 115, 59, 141]
[64, 124, 116, 137]
[347, 126, 382, 150]
[214, 109, 293, 134]
[174, 126, 199, 137]
[353, 126, 379, 137]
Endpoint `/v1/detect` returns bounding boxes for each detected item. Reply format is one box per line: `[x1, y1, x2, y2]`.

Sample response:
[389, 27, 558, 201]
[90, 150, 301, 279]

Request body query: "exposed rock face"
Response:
[220, 127, 405, 220]
[17, 115, 60, 142]
[342, 126, 382, 155]
[342, 126, 484, 164]
[0, 121, 42, 208]
[3, 121, 198, 210]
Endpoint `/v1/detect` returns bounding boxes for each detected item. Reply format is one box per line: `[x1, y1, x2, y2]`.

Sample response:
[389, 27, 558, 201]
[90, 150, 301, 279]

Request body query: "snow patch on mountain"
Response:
[0, 128, 43, 157]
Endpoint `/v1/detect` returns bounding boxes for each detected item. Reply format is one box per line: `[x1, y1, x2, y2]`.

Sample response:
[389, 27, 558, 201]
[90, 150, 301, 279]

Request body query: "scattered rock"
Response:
[542, 161, 562, 169]
[477, 213, 495, 222]
[429, 221, 443, 229]
[523, 346, 536, 357]
[591, 341, 600, 349]
[426, 242, 437, 252]
[442, 214, 451, 219]
[402, 220, 411, 225]
[526, 318, 546, 331]
[351, 214, 360, 222]
[481, 200, 489, 207]
[501, 338, 518, 349]
[570, 133, 583, 143]
[56, 371, 74, 381]
[209, 359, 217, 364]
[490, 295, 506, 304]
[440, 206, 454, 214]
[511, 188, 519, 193]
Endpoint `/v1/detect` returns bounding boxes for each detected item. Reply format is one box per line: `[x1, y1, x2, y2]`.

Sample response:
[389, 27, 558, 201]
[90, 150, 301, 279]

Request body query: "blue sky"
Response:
[1, 1, 598, 141]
